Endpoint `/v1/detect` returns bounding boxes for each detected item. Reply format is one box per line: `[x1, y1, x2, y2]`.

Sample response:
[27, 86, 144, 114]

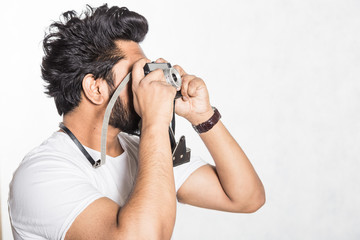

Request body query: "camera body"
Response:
[143, 63, 182, 90]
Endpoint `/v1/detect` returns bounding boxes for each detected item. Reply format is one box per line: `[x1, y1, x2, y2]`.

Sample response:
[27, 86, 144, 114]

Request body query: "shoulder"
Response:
[12, 132, 89, 181]
[9, 132, 102, 239]
[10, 131, 96, 195]
[9, 131, 92, 208]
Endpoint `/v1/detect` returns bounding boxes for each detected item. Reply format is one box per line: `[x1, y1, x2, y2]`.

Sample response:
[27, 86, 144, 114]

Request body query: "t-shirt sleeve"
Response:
[8, 153, 104, 240]
[173, 155, 208, 192]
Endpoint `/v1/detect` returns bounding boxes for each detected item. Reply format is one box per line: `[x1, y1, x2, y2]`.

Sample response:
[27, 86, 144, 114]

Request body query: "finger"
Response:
[144, 68, 167, 84]
[180, 74, 197, 99]
[187, 78, 205, 97]
[132, 58, 151, 90]
[155, 58, 168, 63]
[150, 81, 178, 99]
[173, 65, 187, 77]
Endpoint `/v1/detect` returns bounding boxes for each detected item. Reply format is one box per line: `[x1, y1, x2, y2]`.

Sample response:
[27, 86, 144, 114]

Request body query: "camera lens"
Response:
[172, 73, 178, 82]
[164, 68, 181, 89]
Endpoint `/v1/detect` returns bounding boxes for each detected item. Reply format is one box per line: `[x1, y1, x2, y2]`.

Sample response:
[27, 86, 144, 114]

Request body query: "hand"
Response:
[172, 65, 213, 126]
[154, 58, 213, 125]
[131, 58, 177, 128]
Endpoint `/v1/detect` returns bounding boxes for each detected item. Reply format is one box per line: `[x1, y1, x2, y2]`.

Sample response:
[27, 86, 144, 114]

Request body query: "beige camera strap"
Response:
[100, 72, 132, 167]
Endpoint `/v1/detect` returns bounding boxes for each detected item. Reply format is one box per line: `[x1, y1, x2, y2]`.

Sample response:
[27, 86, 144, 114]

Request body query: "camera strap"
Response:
[169, 101, 191, 167]
[57, 71, 190, 168]
[59, 122, 101, 167]
[100, 72, 190, 168]
[100, 72, 132, 166]
[59, 71, 189, 169]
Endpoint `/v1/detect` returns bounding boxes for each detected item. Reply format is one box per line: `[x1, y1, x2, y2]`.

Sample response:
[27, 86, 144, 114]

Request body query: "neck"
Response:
[62, 108, 123, 158]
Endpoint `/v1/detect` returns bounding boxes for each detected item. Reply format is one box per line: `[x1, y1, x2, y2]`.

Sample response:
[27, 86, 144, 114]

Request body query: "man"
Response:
[8, 4, 265, 240]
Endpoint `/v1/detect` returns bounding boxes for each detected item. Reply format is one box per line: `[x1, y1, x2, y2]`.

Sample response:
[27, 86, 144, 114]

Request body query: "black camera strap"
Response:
[168, 101, 191, 167]
[59, 122, 101, 168]
[169, 102, 176, 151]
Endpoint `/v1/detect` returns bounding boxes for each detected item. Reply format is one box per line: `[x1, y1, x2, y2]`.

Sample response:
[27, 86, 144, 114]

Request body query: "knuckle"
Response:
[133, 58, 145, 66]
[194, 77, 203, 84]
[133, 58, 150, 71]
[173, 65, 185, 74]
[182, 75, 191, 82]
[157, 58, 168, 62]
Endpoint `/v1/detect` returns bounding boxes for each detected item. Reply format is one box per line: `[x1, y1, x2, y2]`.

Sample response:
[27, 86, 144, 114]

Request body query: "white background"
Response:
[1, 0, 360, 239]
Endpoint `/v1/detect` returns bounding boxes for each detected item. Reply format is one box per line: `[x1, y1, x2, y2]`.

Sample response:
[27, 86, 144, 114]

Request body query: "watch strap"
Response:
[192, 107, 221, 134]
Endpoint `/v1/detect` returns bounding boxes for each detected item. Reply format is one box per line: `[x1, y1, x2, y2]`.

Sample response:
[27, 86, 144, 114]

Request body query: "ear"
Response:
[82, 74, 106, 105]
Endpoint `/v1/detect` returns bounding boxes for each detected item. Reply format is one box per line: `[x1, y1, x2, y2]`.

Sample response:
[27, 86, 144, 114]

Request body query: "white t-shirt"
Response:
[8, 131, 207, 240]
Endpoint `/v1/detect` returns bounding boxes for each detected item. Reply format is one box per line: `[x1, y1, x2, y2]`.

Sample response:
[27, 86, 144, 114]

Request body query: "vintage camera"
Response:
[143, 63, 182, 90]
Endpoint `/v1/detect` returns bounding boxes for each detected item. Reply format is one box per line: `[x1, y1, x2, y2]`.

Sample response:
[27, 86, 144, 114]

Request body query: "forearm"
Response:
[200, 120, 265, 211]
[117, 124, 176, 239]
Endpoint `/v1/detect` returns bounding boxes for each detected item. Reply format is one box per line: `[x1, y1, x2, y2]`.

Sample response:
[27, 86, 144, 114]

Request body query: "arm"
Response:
[118, 124, 176, 238]
[178, 121, 265, 213]
[174, 65, 265, 213]
[65, 58, 177, 239]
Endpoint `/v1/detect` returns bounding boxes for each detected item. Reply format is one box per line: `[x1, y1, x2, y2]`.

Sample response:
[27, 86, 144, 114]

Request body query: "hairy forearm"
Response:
[200, 120, 265, 211]
[117, 124, 176, 239]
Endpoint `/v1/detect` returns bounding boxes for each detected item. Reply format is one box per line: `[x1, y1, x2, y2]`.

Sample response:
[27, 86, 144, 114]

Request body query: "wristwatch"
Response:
[192, 107, 221, 134]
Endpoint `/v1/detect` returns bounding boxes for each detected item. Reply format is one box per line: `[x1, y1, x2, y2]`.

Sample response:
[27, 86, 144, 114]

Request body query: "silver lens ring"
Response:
[163, 68, 182, 89]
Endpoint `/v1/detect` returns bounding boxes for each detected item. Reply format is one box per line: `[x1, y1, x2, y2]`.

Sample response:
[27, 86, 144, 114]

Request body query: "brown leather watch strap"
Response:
[192, 107, 221, 134]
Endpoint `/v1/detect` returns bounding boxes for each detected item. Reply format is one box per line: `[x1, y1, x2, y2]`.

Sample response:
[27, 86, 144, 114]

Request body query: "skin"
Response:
[64, 40, 265, 240]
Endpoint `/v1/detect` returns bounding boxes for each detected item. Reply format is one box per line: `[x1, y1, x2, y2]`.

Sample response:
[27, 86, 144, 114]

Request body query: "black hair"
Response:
[41, 4, 148, 115]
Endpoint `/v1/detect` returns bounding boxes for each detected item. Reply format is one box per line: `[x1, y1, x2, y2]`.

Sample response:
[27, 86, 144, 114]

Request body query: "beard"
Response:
[108, 84, 141, 135]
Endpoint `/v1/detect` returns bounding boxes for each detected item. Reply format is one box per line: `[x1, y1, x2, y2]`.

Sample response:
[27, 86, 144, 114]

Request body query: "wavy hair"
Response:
[41, 4, 148, 115]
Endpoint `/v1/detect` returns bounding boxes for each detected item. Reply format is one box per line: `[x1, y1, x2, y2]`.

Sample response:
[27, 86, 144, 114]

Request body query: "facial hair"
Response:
[108, 84, 141, 135]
